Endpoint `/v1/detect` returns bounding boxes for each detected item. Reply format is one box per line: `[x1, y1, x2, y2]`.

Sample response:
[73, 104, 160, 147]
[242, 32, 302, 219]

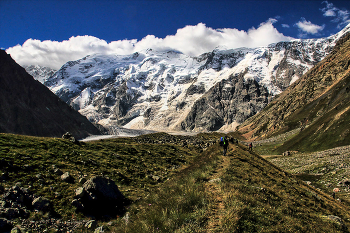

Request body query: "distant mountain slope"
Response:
[0, 50, 101, 139]
[24, 65, 56, 83]
[43, 24, 350, 133]
[238, 32, 350, 152]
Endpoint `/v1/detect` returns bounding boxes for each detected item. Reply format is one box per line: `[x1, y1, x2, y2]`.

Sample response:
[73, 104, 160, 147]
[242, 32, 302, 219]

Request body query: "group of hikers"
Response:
[219, 136, 253, 156]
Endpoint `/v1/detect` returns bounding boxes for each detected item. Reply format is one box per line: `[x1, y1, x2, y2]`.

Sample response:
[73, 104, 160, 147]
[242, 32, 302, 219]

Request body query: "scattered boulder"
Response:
[82, 176, 124, 202]
[71, 199, 84, 211]
[94, 225, 106, 233]
[209, 178, 221, 183]
[2, 208, 20, 219]
[282, 151, 298, 156]
[75, 187, 86, 199]
[79, 177, 87, 184]
[54, 168, 63, 176]
[0, 185, 34, 220]
[61, 172, 74, 183]
[4, 185, 32, 204]
[62, 132, 76, 143]
[73, 176, 126, 217]
[32, 197, 51, 212]
[150, 175, 162, 182]
[283, 151, 291, 156]
[1, 172, 9, 181]
[340, 179, 350, 186]
[85, 220, 97, 230]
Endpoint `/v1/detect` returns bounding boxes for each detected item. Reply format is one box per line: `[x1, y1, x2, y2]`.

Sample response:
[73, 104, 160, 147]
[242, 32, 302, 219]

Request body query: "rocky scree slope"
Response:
[44, 24, 350, 133]
[0, 50, 101, 139]
[238, 31, 350, 152]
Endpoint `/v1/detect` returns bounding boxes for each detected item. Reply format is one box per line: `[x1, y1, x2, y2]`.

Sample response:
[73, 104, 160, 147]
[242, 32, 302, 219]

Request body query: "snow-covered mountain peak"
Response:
[44, 24, 350, 133]
[24, 65, 57, 83]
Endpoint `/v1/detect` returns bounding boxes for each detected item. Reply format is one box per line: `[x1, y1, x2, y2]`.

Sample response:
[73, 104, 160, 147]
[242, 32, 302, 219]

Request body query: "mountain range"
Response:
[25, 23, 350, 135]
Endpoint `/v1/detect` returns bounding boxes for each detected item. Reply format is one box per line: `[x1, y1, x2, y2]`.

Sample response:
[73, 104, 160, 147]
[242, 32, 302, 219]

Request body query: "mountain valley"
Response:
[2, 21, 350, 233]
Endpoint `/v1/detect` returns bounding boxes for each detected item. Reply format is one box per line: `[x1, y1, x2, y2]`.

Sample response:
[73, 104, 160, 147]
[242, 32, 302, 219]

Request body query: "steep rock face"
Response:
[0, 50, 101, 139]
[238, 31, 350, 146]
[44, 24, 350, 132]
[180, 72, 272, 131]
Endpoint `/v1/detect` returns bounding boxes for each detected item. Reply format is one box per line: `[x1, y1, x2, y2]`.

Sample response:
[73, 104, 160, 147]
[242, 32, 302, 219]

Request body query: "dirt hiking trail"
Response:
[205, 144, 237, 231]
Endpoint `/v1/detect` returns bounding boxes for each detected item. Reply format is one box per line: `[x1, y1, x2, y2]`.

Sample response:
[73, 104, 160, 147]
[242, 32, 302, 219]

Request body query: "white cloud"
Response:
[324, 9, 336, 17]
[321, 1, 337, 17]
[282, 24, 290, 28]
[6, 20, 293, 69]
[321, 1, 350, 28]
[295, 18, 325, 35]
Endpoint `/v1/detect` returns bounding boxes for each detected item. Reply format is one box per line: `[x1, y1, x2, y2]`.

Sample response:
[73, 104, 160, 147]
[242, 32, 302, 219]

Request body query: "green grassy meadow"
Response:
[1, 132, 350, 232]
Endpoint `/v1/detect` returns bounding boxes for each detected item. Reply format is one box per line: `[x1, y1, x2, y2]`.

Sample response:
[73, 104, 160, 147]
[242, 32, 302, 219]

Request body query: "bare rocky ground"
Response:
[265, 144, 350, 203]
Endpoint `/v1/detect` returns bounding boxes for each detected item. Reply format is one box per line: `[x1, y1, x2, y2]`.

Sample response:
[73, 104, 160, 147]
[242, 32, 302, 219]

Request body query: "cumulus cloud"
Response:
[6, 36, 137, 70]
[295, 18, 325, 35]
[321, 1, 350, 28]
[6, 20, 292, 69]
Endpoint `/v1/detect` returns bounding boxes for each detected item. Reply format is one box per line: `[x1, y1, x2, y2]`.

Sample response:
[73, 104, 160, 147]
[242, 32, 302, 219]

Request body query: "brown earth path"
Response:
[205, 144, 236, 232]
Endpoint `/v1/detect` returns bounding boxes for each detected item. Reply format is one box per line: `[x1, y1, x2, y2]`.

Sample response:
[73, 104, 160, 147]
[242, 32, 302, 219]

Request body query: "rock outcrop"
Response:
[180, 72, 272, 131]
[72, 176, 126, 217]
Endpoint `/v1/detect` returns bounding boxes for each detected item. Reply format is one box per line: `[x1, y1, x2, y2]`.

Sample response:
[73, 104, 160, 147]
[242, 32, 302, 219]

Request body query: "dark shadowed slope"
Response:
[0, 50, 101, 139]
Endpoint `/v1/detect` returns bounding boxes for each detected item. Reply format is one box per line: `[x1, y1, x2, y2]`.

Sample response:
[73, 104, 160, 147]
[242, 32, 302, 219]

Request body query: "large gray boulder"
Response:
[32, 197, 51, 212]
[74, 176, 125, 216]
[61, 172, 74, 183]
[82, 176, 124, 201]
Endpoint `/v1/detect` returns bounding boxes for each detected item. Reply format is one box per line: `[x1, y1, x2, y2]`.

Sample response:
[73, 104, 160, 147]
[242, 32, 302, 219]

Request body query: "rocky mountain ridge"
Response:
[24, 65, 57, 83]
[43, 23, 350, 133]
[238, 30, 350, 152]
[0, 50, 101, 139]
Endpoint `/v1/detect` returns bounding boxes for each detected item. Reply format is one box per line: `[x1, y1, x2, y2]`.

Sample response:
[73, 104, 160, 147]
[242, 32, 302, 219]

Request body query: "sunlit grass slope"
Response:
[1, 132, 350, 232]
[109, 142, 350, 232]
[0, 132, 218, 220]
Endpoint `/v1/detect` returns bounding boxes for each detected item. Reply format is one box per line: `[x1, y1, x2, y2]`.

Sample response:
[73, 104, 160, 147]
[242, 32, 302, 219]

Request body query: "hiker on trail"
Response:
[220, 136, 229, 156]
[249, 142, 253, 151]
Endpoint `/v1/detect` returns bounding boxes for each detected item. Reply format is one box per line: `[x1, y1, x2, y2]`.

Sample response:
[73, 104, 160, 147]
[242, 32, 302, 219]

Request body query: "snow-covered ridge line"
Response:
[43, 24, 350, 133]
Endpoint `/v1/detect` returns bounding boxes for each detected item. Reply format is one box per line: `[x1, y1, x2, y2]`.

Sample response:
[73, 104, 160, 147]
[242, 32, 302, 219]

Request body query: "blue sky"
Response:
[1, 0, 350, 69]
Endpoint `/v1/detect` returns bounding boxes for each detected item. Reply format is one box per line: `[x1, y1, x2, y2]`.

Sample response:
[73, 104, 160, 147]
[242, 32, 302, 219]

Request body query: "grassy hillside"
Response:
[237, 32, 350, 153]
[275, 72, 350, 153]
[111, 142, 350, 232]
[1, 133, 350, 232]
[0, 133, 219, 221]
